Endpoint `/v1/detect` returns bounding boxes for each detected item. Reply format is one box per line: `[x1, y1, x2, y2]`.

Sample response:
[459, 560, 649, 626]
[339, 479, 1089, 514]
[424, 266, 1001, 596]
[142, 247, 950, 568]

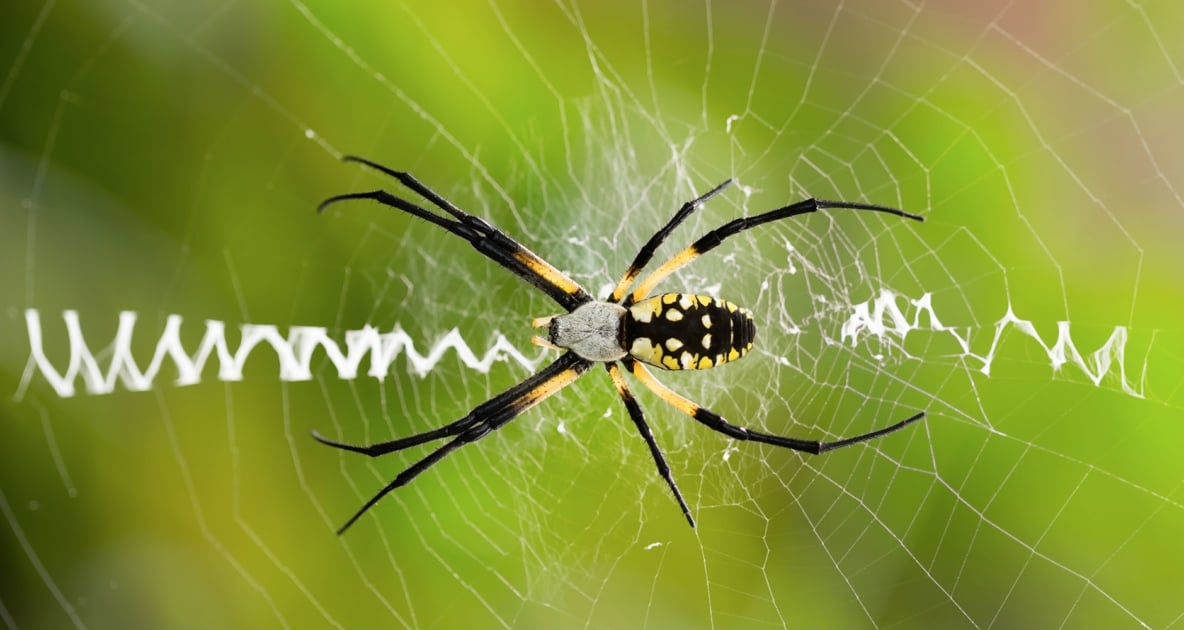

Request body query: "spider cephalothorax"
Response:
[313, 155, 926, 534]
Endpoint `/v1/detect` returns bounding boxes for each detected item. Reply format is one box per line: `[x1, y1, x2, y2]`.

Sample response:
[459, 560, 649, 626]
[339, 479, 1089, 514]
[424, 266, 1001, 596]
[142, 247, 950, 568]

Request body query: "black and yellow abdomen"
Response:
[622, 293, 755, 370]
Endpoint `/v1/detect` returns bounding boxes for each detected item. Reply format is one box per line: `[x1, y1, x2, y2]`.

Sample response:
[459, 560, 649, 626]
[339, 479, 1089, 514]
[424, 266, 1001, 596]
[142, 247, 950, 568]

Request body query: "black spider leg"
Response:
[605, 363, 695, 527]
[609, 178, 734, 304]
[626, 358, 925, 456]
[320, 155, 593, 312]
[630, 196, 925, 302]
[313, 352, 591, 534]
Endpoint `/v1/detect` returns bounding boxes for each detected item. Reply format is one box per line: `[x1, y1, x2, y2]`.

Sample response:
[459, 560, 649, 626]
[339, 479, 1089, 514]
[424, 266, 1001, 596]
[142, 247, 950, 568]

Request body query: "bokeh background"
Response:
[2, 0, 1183, 628]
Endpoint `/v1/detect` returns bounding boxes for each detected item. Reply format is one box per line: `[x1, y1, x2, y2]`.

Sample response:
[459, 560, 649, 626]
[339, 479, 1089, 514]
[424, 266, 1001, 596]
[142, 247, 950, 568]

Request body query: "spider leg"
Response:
[312, 351, 589, 457]
[315, 352, 590, 534]
[339, 156, 470, 220]
[332, 432, 472, 534]
[625, 358, 924, 455]
[320, 189, 584, 310]
[605, 363, 695, 528]
[311, 416, 475, 457]
[320, 156, 593, 312]
[609, 179, 733, 304]
[630, 197, 924, 302]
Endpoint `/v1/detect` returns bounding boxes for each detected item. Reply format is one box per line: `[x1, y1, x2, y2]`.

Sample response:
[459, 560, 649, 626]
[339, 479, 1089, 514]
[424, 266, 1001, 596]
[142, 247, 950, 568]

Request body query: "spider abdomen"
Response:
[623, 293, 755, 370]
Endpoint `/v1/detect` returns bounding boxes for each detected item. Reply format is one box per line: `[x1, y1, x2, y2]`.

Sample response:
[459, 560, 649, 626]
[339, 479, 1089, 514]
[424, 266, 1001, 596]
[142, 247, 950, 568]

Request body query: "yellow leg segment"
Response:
[627, 359, 701, 417]
[630, 246, 701, 302]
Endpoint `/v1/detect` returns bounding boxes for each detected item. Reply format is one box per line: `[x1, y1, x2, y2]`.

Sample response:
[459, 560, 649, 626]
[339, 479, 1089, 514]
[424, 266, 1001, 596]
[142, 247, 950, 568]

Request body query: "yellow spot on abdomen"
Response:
[631, 337, 662, 364]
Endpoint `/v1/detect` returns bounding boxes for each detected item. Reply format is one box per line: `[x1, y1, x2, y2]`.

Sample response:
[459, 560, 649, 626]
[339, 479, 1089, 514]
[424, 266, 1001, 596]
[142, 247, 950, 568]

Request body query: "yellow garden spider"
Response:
[313, 156, 926, 534]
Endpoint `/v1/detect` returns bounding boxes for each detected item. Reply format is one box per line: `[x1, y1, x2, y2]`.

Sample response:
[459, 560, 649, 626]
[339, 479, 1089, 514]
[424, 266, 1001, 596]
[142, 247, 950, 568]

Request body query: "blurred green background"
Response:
[3, 0, 1183, 628]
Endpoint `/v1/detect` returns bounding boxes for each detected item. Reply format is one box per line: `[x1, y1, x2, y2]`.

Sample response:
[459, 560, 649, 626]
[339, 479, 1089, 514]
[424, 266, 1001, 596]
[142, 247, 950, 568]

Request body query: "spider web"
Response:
[3, 0, 1184, 627]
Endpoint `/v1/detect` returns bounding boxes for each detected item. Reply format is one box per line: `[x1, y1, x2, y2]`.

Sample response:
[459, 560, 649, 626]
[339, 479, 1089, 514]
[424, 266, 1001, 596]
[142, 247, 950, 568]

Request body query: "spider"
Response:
[312, 156, 926, 534]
